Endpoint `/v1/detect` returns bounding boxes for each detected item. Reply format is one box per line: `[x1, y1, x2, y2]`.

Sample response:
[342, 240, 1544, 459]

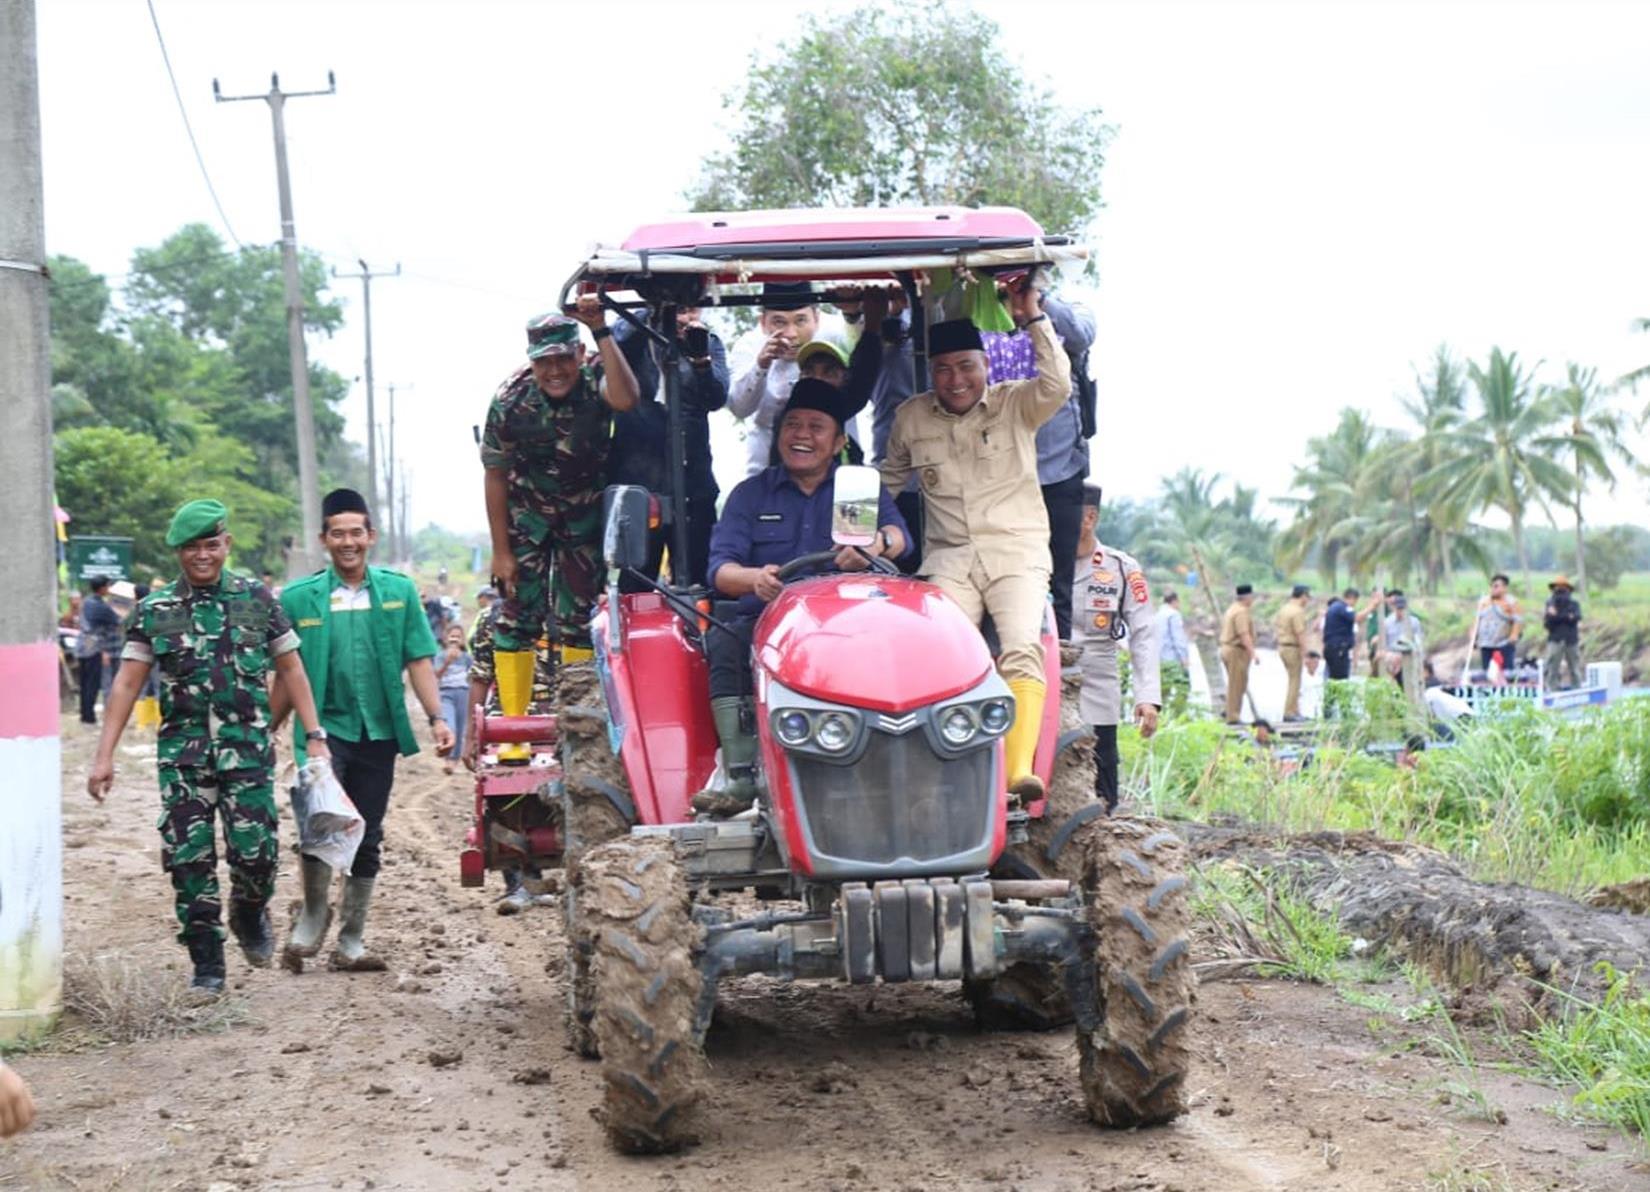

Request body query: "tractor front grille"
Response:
[789, 732, 995, 872]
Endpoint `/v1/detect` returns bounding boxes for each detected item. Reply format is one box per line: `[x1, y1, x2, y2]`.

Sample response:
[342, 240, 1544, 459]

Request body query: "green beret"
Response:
[165, 499, 229, 548]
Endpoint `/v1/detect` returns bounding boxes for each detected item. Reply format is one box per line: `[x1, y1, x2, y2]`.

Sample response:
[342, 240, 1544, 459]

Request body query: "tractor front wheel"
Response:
[1075, 817, 1195, 1127]
[583, 835, 706, 1154]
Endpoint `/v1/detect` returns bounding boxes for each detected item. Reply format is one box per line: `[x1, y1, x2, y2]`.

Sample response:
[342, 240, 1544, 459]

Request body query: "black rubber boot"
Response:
[185, 931, 227, 1000]
[229, 898, 275, 968]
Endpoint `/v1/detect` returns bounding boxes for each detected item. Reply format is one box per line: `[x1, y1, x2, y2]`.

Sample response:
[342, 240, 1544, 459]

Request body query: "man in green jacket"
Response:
[271, 488, 455, 971]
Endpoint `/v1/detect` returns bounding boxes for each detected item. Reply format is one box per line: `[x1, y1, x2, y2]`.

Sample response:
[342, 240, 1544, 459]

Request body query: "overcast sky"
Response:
[34, 0, 1650, 538]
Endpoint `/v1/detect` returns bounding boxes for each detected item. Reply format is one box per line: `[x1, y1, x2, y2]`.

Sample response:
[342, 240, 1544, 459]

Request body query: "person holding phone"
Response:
[612, 305, 729, 588]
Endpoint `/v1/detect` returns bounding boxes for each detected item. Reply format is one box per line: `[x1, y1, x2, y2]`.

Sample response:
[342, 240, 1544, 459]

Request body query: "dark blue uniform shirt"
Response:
[1323, 598, 1356, 648]
[708, 462, 910, 615]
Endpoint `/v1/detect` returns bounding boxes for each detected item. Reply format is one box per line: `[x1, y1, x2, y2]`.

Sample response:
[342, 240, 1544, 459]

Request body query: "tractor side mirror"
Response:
[831, 465, 879, 548]
[601, 485, 652, 572]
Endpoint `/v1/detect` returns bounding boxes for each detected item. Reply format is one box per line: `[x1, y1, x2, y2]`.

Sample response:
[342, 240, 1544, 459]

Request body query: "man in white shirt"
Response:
[726, 282, 856, 475]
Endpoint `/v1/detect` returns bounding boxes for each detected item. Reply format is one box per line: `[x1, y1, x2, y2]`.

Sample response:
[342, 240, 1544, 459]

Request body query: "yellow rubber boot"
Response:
[560, 644, 594, 666]
[1003, 677, 1047, 801]
[495, 650, 534, 764]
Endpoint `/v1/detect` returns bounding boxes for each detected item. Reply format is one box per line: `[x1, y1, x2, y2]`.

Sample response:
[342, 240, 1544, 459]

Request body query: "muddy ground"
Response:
[3, 716, 1647, 1191]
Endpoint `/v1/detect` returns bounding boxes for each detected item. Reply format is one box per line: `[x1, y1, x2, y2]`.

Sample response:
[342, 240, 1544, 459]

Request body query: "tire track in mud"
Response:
[389, 766, 1610, 1192]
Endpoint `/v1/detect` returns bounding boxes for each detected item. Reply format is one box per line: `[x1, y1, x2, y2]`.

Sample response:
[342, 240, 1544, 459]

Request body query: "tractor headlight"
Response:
[774, 709, 813, 747]
[814, 711, 856, 754]
[978, 698, 1013, 736]
[940, 706, 979, 746]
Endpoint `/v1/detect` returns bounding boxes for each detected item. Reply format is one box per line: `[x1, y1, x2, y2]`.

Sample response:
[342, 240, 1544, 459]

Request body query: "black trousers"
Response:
[77, 654, 103, 724]
[1324, 642, 1352, 681]
[1042, 474, 1086, 641]
[706, 614, 759, 700]
[1093, 723, 1119, 811]
[324, 735, 400, 879]
[894, 490, 924, 575]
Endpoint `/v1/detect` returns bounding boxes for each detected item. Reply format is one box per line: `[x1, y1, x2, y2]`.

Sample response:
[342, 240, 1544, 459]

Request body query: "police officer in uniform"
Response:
[1069, 485, 1159, 810]
[87, 499, 330, 996]
[482, 297, 638, 759]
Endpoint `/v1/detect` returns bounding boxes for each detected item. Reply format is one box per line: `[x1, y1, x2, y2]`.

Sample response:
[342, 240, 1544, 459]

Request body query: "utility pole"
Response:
[332, 260, 398, 530]
[214, 70, 335, 573]
[0, 0, 63, 1041]
[385, 383, 412, 561]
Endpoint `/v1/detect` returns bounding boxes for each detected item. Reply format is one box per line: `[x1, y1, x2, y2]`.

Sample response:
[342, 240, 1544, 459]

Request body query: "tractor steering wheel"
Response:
[775, 548, 900, 582]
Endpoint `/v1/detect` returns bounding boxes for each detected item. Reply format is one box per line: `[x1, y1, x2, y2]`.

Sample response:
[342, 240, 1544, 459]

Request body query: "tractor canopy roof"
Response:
[560, 205, 1087, 306]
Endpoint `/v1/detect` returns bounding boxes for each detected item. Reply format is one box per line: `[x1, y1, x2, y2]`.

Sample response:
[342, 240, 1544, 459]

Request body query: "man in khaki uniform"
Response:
[1218, 584, 1258, 724]
[880, 287, 1072, 798]
[1274, 584, 1313, 721]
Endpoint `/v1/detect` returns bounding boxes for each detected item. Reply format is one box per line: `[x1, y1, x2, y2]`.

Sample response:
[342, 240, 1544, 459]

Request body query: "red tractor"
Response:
[534, 208, 1192, 1152]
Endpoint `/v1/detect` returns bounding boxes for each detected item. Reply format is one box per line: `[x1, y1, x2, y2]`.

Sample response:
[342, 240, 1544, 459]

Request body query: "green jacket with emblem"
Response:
[279, 565, 438, 765]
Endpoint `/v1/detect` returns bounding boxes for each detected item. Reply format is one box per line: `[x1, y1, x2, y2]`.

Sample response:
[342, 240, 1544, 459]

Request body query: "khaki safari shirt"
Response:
[879, 317, 1073, 584]
[1275, 601, 1309, 650]
[1219, 602, 1254, 652]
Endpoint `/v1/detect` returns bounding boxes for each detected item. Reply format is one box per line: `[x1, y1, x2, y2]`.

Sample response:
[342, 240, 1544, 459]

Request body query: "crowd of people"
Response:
[43, 271, 1606, 1108]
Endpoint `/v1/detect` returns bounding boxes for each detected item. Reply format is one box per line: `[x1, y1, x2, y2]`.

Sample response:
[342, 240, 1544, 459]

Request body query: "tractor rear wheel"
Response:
[583, 835, 706, 1154]
[1075, 817, 1194, 1128]
[559, 662, 633, 1059]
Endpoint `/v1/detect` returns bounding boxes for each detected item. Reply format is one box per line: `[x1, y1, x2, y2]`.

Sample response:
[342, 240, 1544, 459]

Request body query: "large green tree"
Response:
[688, 1, 1109, 240]
[1424, 347, 1570, 584]
[1532, 363, 1639, 591]
[1276, 408, 1381, 588]
[124, 223, 349, 491]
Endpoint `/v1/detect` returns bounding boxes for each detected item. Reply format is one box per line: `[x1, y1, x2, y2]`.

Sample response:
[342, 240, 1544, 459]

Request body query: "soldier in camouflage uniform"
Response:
[87, 499, 330, 996]
[482, 295, 637, 761]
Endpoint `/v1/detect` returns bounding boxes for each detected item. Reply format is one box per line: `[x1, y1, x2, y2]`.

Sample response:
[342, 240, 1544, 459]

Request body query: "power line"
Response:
[145, 0, 242, 248]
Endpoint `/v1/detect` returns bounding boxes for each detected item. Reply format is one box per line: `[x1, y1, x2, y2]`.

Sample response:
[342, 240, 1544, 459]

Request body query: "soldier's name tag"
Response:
[757, 514, 783, 523]
[297, 617, 324, 629]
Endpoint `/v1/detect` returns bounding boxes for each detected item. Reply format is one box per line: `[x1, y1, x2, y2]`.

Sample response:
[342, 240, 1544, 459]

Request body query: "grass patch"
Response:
[1191, 862, 1386, 985]
[58, 949, 246, 1044]
[1523, 963, 1650, 1137]
[1125, 697, 1650, 896]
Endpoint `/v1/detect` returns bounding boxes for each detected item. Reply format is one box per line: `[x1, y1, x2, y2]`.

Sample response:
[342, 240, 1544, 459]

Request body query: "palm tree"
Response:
[1423, 347, 1570, 585]
[1620, 317, 1650, 410]
[1532, 364, 1639, 591]
[1276, 408, 1380, 588]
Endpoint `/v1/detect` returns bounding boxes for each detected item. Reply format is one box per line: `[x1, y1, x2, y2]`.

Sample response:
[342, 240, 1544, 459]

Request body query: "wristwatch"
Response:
[428, 712, 443, 727]
[306, 728, 328, 742]
[591, 325, 613, 341]
[879, 529, 893, 553]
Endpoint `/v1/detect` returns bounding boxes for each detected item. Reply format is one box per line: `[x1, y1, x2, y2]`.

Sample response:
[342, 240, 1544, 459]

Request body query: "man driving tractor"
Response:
[879, 284, 1072, 800]
[693, 378, 910, 816]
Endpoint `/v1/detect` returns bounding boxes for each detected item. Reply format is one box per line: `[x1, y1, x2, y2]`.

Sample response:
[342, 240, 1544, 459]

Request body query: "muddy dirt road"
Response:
[3, 718, 1646, 1190]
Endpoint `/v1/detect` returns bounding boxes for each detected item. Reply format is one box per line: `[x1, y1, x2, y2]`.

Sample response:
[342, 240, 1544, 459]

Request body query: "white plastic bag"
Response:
[288, 759, 365, 872]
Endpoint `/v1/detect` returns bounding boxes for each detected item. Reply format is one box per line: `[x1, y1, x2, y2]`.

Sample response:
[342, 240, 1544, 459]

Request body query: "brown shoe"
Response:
[1008, 774, 1046, 802]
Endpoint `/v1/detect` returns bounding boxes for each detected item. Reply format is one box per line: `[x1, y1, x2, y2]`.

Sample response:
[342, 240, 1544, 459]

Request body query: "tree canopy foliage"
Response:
[688, 1, 1110, 241]
[50, 225, 359, 580]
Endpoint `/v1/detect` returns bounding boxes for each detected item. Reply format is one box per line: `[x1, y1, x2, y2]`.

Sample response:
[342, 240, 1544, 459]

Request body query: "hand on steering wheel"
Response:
[774, 548, 899, 583]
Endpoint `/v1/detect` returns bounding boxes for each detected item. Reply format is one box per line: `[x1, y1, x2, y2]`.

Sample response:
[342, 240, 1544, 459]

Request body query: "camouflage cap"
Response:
[525, 313, 582, 359]
[165, 498, 228, 548]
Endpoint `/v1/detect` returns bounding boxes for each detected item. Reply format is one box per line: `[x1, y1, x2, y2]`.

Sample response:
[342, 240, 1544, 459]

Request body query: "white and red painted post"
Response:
[0, 0, 63, 1042]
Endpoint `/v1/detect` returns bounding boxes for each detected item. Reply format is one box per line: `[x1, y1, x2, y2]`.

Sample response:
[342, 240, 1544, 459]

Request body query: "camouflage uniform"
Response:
[481, 363, 612, 652]
[121, 573, 299, 941]
[467, 603, 555, 713]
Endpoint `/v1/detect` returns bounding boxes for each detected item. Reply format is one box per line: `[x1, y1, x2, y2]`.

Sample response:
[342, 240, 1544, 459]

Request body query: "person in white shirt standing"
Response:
[726, 282, 855, 475]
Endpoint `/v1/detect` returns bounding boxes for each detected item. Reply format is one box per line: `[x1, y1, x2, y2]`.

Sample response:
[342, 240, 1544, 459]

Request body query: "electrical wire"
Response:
[145, 0, 242, 248]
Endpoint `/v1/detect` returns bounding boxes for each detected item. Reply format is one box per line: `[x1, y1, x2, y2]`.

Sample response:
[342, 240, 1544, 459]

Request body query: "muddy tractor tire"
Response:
[968, 665, 1096, 1031]
[558, 662, 634, 1059]
[1076, 817, 1194, 1128]
[1004, 659, 1098, 885]
[581, 835, 706, 1154]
